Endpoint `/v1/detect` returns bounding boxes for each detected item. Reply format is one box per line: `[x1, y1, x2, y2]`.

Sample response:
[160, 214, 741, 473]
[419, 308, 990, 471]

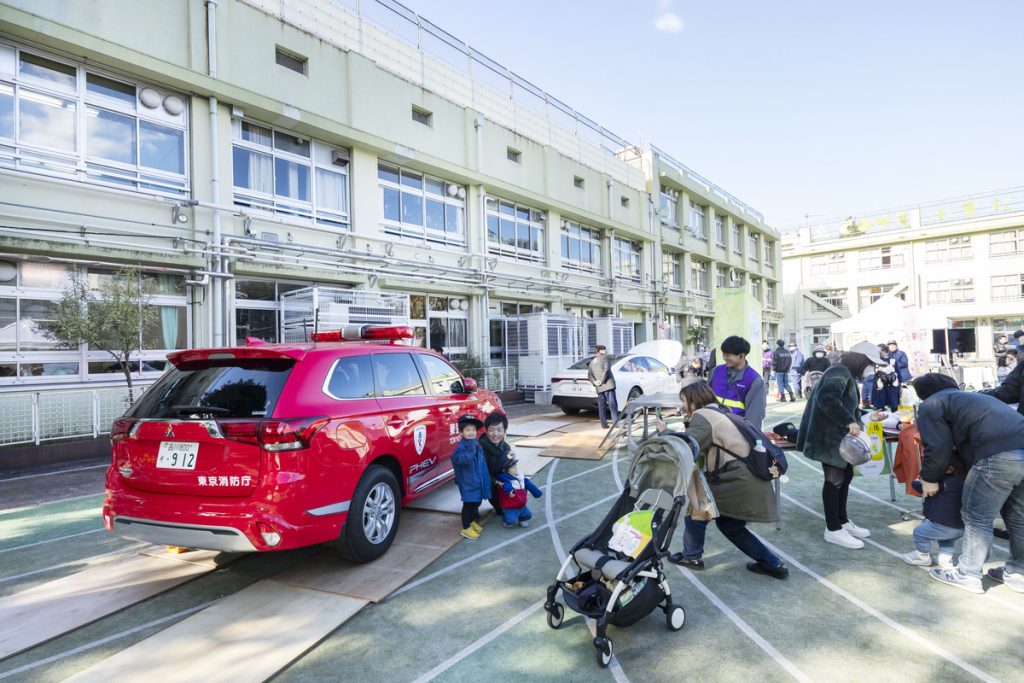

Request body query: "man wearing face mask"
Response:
[802, 346, 831, 375]
[887, 340, 910, 384]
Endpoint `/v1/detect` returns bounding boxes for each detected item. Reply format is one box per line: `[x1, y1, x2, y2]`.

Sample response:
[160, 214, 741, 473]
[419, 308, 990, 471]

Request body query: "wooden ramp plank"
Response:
[511, 433, 565, 448]
[506, 419, 572, 437]
[406, 481, 493, 514]
[555, 421, 606, 435]
[539, 430, 609, 460]
[0, 549, 230, 659]
[510, 446, 547, 477]
[273, 510, 463, 602]
[66, 580, 366, 683]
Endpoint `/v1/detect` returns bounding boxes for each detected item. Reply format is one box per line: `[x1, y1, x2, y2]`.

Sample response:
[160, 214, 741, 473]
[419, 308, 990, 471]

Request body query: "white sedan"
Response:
[550, 340, 683, 415]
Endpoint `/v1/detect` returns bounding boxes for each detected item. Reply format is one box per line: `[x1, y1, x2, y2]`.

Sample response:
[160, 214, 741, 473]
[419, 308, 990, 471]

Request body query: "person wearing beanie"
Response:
[796, 341, 885, 549]
[887, 340, 910, 384]
[771, 339, 795, 402]
[801, 345, 831, 397]
[914, 373, 1024, 594]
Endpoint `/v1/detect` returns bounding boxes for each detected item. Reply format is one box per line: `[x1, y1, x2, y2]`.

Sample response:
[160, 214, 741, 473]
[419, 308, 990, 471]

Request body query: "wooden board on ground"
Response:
[0, 548, 231, 660]
[65, 580, 366, 683]
[511, 432, 565, 448]
[510, 446, 547, 477]
[539, 430, 609, 460]
[272, 510, 463, 603]
[554, 421, 606, 435]
[406, 480, 494, 514]
[506, 419, 572, 437]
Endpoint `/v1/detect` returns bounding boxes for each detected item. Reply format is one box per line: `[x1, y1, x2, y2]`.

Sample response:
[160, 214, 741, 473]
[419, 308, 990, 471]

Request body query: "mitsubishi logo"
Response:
[164, 424, 175, 438]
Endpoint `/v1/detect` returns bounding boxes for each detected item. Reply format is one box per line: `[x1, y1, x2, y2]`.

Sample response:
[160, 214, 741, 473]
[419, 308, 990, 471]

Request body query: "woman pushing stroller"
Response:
[656, 380, 789, 579]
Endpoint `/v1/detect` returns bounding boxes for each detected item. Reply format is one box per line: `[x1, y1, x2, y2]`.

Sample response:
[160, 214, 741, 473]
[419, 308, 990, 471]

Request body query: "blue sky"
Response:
[397, 1, 1023, 229]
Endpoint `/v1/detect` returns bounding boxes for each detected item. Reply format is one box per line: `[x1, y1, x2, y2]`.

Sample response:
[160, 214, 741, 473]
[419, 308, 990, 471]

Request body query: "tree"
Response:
[44, 267, 157, 401]
[685, 325, 707, 354]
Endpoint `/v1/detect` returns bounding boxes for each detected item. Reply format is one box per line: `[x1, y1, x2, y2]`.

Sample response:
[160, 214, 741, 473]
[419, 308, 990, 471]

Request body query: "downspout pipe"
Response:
[207, 0, 223, 346]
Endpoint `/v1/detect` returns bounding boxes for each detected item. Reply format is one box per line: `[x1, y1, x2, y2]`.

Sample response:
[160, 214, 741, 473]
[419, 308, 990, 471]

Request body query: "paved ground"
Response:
[1, 398, 1022, 682]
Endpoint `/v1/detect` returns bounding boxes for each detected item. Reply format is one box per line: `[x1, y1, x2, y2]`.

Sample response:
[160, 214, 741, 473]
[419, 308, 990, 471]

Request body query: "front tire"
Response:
[546, 603, 564, 629]
[595, 637, 613, 667]
[666, 604, 685, 631]
[333, 464, 401, 563]
[559, 406, 581, 415]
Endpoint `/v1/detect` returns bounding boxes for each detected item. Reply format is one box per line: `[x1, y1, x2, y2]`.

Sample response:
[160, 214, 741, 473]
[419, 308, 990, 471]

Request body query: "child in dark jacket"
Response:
[904, 463, 965, 569]
[451, 415, 491, 540]
[496, 455, 542, 528]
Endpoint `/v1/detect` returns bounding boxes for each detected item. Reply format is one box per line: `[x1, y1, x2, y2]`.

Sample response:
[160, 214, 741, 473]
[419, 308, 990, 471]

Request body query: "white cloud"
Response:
[654, 12, 683, 33]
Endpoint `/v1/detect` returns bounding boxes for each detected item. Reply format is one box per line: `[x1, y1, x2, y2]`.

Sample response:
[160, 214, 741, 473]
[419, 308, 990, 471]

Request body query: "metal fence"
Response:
[241, 0, 646, 189]
[0, 384, 152, 447]
[480, 364, 517, 393]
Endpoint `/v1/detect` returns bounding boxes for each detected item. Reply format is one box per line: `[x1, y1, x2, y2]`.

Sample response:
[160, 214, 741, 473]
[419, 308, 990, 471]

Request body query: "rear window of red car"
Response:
[128, 360, 293, 419]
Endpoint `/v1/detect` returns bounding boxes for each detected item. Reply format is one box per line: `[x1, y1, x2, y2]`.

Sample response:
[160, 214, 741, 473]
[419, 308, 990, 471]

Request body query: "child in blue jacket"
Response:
[451, 414, 491, 540]
[903, 461, 965, 570]
[496, 455, 542, 528]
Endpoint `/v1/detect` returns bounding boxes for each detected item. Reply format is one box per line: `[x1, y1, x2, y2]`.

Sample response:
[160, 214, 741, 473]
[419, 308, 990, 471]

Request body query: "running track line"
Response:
[780, 492, 1024, 617]
[0, 494, 100, 516]
[0, 543, 148, 585]
[1, 529, 103, 554]
[756, 534, 999, 683]
[788, 456, 1010, 554]
[0, 601, 216, 680]
[0, 464, 107, 483]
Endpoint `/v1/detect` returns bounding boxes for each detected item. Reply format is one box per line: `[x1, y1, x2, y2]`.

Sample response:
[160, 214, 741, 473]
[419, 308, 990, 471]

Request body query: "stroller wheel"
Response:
[900, 511, 912, 521]
[594, 636, 613, 668]
[546, 603, 564, 630]
[666, 604, 686, 631]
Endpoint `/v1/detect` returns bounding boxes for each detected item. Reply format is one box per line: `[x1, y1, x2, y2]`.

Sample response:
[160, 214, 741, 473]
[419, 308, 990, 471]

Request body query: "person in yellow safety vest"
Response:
[708, 335, 766, 431]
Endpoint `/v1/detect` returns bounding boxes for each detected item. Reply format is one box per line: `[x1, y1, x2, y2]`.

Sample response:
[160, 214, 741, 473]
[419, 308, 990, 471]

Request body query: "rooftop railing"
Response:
[651, 144, 765, 223]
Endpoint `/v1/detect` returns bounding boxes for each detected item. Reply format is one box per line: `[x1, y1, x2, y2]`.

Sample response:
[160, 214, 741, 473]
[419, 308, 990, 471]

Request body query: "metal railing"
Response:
[480, 365, 517, 393]
[241, 0, 646, 189]
[651, 145, 765, 223]
[0, 384, 152, 447]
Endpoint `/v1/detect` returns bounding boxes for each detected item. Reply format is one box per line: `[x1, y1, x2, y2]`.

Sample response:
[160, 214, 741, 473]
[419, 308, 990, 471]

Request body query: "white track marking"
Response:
[789, 456, 1009, 553]
[544, 459, 566, 565]
[671, 565, 812, 683]
[538, 460, 616, 491]
[410, 601, 546, 683]
[755, 535, 1000, 683]
[0, 494, 100, 516]
[781, 492, 1024, 617]
[0, 464, 107, 483]
[1, 529, 103, 554]
[392, 492, 619, 598]
[612, 446, 624, 491]
[0, 543, 148, 585]
[0, 601, 216, 680]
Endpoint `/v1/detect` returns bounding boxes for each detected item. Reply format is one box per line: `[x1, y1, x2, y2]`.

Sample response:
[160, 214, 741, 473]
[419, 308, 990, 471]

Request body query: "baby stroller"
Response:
[544, 433, 696, 667]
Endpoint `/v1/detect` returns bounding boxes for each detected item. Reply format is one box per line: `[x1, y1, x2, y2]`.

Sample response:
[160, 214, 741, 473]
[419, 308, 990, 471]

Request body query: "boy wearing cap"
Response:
[451, 414, 491, 540]
[496, 454, 543, 528]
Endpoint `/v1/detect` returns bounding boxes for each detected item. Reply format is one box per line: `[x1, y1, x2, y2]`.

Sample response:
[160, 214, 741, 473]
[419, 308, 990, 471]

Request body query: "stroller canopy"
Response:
[626, 435, 695, 502]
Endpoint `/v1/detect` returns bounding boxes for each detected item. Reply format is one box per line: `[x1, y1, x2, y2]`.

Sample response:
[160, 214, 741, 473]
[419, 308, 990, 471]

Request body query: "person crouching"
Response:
[496, 455, 542, 528]
[452, 414, 491, 540]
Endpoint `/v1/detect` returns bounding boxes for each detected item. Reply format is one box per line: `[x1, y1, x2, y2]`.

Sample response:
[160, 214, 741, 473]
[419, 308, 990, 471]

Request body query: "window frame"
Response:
[690, 259, 709, 295]
[485, 196, 545, 263]
[378, 163, 466, 247]
[612, 236, 642, 283]
[560, 220, 602, 273]
[662, 251, 682, 291]
[688, 201, 707, 240]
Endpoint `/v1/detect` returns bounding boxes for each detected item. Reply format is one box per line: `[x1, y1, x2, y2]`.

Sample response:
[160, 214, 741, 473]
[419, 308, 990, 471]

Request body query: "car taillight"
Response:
[220, 420, 261, 445]
[259, 417, 330, 452]
[110, 418, 137, 443]
[551, 377, 573, 383]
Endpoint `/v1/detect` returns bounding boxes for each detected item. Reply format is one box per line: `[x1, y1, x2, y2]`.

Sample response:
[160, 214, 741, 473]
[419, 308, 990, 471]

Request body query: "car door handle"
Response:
[386, 416, 404, 429]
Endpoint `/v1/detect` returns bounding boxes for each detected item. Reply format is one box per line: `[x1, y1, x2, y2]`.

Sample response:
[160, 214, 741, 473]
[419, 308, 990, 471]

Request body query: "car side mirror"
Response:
[461, 377, 478, 393]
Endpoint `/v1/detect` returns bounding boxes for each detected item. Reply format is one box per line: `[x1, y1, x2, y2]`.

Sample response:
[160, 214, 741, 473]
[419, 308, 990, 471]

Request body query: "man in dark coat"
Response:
[981, 358, 1024, 417]
[588, 345, 618, 429]
[887, 340, 910, 384]
[914, 373, 1024, 594]
[479, 411, 511, 511]
[771, 339, 795, 402]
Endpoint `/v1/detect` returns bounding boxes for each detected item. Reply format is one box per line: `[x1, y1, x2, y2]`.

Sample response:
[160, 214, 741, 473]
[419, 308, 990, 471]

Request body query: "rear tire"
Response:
[333, 464, 401, 564]
[667, 604, 685, 631]
[546, 603, 564, 629]
[595, 637, 613, 667]
[559, 406, 581, 415]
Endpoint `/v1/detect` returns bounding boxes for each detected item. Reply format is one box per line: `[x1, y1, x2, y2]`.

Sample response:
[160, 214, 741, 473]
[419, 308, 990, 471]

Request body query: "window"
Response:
[378, 163, 465, 246]
[859, 246, 904, 270]
[764, 240, 775, 267]
[858, 284, 904, 308]
[812, 289, 847, 312]
[748, 232, 760, 261]
[485, 197, 544, 263]
[809, 253, 846, 275]
[663, 314, 682, 342]
[732, 223, 743, 254]
[612, 237, 642, 282]
[234, 278, 307, 343]
[573, 176, 585, 189]
[925, 236, 973, 262]
[275, 48, 307, 75]
[926, 279, 975, 305]
[990, 229, 1024, 257]
[233, 120, 349, 229]
[372, 353, 426, 397]
[690, 259, 709, 295]
[991, 274, 1024, 301]
[688, 201, 707, 240]
[419, 354, 463, 394]
[411, 106, 432, 126]
[560, 221, 602, 272]
[659, 188, 678, 227]
[766, 282, 776, 308]
[662, 252, 681, 290]
[0, 43, 188, 196]
[811, 327, 831, 346]
[714, 214, 726, 245]
[506, 147, 521, 163]
[715, 265, 726, 289]
[750, 277, 762, 302]
[325, 354, 375, 399]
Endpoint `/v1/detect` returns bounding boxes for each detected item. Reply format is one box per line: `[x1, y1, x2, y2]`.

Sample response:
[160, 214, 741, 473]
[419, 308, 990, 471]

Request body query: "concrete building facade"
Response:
[0, 0, 780, 415]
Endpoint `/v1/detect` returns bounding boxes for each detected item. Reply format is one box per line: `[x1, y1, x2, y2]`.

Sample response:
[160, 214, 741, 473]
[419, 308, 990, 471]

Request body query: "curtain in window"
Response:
[161, 305, 179, 349]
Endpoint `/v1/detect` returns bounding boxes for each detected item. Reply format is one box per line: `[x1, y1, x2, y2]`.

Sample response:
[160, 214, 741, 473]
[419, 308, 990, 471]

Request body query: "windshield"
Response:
[127, 359, 293, 419]
[567, 355, 625, 370]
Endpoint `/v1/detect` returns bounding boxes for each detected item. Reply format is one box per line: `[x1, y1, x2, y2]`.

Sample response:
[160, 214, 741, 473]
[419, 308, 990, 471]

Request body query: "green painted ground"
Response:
[1, 401, 1021, 682]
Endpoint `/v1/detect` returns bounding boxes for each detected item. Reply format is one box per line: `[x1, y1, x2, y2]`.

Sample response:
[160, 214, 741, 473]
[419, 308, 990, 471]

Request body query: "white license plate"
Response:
[157, 441, 199, 470]
[568, 383, 589, 393]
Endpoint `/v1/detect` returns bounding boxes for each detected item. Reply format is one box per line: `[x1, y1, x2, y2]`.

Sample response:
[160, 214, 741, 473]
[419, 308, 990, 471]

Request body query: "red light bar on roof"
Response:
[311, 325, 415, 342]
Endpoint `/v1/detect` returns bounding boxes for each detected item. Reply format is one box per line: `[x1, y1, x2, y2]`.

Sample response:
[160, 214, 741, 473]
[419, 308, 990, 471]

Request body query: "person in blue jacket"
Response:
[451, 414, 491, 540]
[887, 340, 910, 384]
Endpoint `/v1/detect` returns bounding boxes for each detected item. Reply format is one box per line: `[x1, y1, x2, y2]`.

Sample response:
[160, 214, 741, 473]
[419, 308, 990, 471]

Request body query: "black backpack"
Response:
[712, 412, 788, 481]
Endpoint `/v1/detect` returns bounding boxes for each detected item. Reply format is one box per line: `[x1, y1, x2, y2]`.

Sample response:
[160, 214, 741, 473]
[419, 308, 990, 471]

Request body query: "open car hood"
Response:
[627, 340, 684, 369]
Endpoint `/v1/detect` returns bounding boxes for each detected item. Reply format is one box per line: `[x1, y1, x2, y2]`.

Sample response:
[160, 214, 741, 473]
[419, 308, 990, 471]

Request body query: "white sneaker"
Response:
[824, 528, 864, 549]
[842, 521, 871, 538]
[937, 553, 954, 570]
[930, 567, 984, 594]
[902, 550, 933, 566]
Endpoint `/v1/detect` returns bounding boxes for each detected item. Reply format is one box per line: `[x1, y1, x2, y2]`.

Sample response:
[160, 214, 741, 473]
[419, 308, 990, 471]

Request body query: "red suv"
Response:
[102, 325, 502, 563]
